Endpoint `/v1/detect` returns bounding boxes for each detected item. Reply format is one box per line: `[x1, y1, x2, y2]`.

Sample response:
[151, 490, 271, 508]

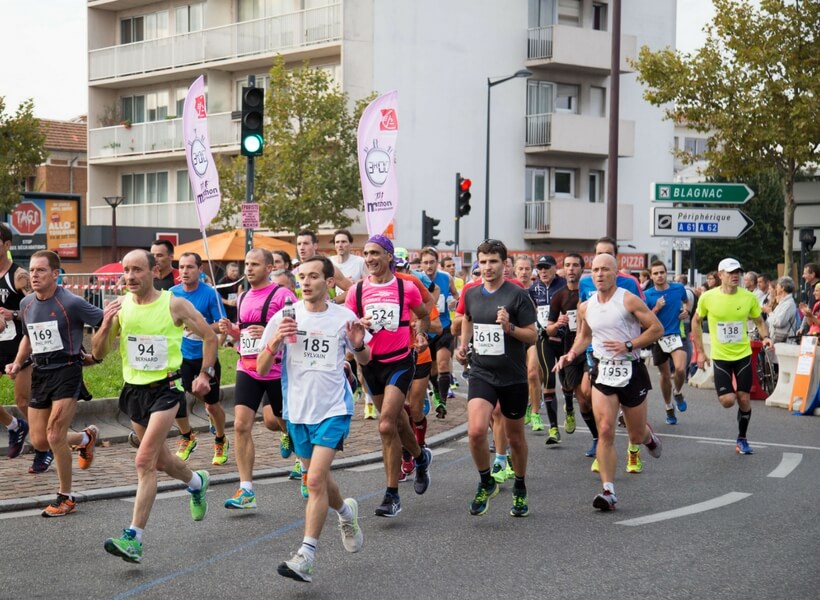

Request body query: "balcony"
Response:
[88, 112, 238, 161]
[525, 112, 634, 157]
[89, 3, 342, 82]
[89, 201, 197, 228]
[527, 25, 636, 74]
[524, 200, 634, 240]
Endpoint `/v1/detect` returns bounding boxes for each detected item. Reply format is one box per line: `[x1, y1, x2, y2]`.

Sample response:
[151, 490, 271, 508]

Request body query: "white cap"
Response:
[718, 258, 742, 272]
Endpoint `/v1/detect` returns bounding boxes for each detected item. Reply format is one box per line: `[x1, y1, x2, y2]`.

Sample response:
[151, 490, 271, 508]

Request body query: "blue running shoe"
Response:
[585, 438, 598, 458]
[374, 492, 401, 517]
[280, 433, 293, 459]
[423, 394, 430, 416]
[29, 449, 53, 473]
[736, 437, 754, 455]
[7, 418, 29, 459]
[674, 393, 687, 412]
[665, 408, 677, 425]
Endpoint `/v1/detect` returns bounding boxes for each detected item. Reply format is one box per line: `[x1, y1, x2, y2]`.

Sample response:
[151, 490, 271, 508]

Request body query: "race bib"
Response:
[182, 327, 202, 342]
[596, 359, 632, 388]
[0, 320, 16, 342]
[126, 335, 169, 371]
[436, 294, 447, 315]
[716, 321, 744, 344]
[228, 293, 237, 301]
[28, 321, 63, 354]
[366, 302, 400, 332]
[239, 329, 262, 356]
[473, 323, 505, 356]
[537, 305, 550, 328]
[291, 332, 339, 371]
[567, 310, 578, 332]
[658, 334, 683, 353]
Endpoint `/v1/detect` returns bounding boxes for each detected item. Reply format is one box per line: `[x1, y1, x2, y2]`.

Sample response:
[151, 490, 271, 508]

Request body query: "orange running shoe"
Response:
[42, 493, 76, 517]
[78, 425, 99, 470]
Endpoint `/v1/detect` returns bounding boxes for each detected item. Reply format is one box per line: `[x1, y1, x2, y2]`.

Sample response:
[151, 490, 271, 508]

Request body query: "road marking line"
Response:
[697, 440, 769, 448]
[615, 491, 751, 526]
[348, 463, 384, 472]
[767, 452, 803, 478]
[640, 431, 820, 451]
[0, 508, 42, 520]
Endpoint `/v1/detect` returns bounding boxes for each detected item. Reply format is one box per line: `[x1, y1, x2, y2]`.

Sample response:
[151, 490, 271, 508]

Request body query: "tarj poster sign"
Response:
[357, 91, 399, 237]
[6, 192, 81, 261]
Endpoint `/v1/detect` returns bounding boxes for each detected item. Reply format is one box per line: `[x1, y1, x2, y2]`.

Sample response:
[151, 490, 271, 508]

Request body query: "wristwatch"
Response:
[200, 366, 216, 378]
[12, 311, 18, 320]
[625, 340, 634, 352]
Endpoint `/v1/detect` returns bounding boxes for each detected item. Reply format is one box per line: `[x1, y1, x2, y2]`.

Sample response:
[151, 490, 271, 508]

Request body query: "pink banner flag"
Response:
[183, 75, 221, 231]
[357, 91, 399, 237]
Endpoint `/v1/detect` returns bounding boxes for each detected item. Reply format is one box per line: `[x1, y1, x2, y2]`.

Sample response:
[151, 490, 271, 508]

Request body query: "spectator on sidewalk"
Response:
[765, 277, 797, 344]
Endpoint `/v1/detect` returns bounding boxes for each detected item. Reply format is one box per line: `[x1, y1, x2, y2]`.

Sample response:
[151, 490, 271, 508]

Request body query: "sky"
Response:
[0, 0, 718, 121]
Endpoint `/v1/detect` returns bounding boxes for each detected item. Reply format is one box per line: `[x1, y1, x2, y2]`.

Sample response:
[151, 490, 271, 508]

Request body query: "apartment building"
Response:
[86, 0, 676, 261]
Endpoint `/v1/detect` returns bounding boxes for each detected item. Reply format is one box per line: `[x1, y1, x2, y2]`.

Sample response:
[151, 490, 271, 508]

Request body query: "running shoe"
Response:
[531, 413, 544, 432]
[398, 470, 409, 483]
[104, 529, 143, 563]
[423, 394, 430, 416]
[42, 493, 76, 517]
[364, 403, 378, 420]
[447, 388, 456, 400]
[435, 401, 447, 419]
[591, 458, 599, 473]
[524, 405, 532, 426]
[188, 470, 209, 521]
[736, 437, 754, 455]
[374, 492, 401, 517]
[505, 453, 515, 479]
[278, 551, 313, 583]
[414, 447, 432, 495]
[301, 472, 309, 499]
[491, 462, 507, 484]
[175, 433, 197, 461]
[7, 418, 29, 459]
[585, 438, 598, 458]
[646, 425, 663, 458]
[338, 498, 363, 553]
[401, 455, 416, 477]
[208, 415, 216, 435]
[674, 392, 687, 412]
[212, 438, 230, 465]
[666, 408, 678, 425]
[626, 450, 643, 473]
[77, 425, 98, 470]
[127, 431, 140, 449]
[280, 432, 293, 459]
[617, 411, 626, 428]
[469, 481, 499, 516]
[510, 488, 529, 518]
[592, 489, 618, 511]
[224, 487, 257, 509]
[564, 412, 576, 435]
[288, 459, 302, 480]
[29, 449, 53, 473]
[545, 426, 561, 445]
[462, 368, 470, 380]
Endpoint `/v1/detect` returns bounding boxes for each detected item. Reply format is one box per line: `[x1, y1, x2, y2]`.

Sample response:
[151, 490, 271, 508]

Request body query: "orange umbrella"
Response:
[174, 230, 296, 261]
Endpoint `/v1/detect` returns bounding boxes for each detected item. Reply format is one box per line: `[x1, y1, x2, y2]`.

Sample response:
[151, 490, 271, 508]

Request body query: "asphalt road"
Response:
[1, 378, 818, 600]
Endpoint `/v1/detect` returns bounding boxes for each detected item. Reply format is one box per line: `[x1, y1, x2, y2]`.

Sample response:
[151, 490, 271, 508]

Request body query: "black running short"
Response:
[559, 354, 587, 392]
[180, 357, 222, 405]
[429, 326, 454, 358]
[413, 361, 432, 381]
[651, 337, 685, 366]
[361, 353, 415, 397]
[30, 363, 85, 409]
[713, 356, 753, 396]
[119, 379, 186, 427]
[589, 358, 652, 408]
[234, 370, 283, 417]
[468, 377, 528, 420]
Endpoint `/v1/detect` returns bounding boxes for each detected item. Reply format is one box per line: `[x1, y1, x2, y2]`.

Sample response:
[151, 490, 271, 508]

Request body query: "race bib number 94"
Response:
[716, 321, 744, 344]
[126, 335, 169, 371]
[473, 323, 505, 356]
[596, 359, 632, 388]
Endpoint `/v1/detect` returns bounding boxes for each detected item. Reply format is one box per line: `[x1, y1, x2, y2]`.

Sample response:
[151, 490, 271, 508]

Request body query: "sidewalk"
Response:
[0, 388, 468, 512]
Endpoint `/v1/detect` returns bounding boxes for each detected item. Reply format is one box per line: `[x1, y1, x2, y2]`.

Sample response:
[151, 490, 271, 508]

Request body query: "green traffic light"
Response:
[242, 134, 263, 155]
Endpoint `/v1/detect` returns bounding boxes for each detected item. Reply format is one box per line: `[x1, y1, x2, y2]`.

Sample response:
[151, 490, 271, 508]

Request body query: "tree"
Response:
[216, 57, 375, 233]
[0, 97, 47, 213]
[633, 0, 820, 274]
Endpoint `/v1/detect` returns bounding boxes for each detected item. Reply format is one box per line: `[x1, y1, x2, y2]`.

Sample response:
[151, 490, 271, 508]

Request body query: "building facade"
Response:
[87, 0, 676, 263]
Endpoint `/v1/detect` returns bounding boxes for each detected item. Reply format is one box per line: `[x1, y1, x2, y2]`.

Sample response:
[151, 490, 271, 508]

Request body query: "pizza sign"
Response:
[11, 201, 42, 235]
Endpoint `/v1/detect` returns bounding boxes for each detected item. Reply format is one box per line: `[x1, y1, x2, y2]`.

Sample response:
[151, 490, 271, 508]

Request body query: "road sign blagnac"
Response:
[651, 207, 754, 239]
[651, 182, 754, 204]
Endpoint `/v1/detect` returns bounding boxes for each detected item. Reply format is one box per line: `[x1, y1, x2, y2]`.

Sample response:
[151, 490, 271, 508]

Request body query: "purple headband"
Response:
[367, 234, 396, 272]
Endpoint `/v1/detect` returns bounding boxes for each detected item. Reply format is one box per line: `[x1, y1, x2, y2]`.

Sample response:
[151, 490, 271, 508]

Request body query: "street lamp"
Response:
[484, 68, 532, 239]
[104, 195, 124, 263]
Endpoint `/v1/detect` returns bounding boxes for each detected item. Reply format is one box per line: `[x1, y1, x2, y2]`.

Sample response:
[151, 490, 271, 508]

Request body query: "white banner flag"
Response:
[183, 75, 221, 231]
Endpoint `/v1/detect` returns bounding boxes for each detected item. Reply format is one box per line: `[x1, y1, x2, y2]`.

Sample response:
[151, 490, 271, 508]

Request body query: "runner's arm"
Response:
[91, 299, 122, 360]
[171, 296, 217, 372]
[625, 292, 664, 349]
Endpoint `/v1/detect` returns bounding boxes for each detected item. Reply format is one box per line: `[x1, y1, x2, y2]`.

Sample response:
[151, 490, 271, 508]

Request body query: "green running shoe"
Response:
[510, 489, 529, 517]
[564, 412, 576, 434]
[469, 481, 499, 516]
[175, 433, 198, 461]
[104, 529, 143, 563]
[545, 426, 561, 445]
[224, 487, 257, 509]
[505, 453, 515, 479]
[524, 405, 532, 426]
[626, 450, 643, 473]
[530, 413, 544, 432]
[491, 462, 507, 484]
[280, 432, 293, 458]
[188, 470, 209, 521]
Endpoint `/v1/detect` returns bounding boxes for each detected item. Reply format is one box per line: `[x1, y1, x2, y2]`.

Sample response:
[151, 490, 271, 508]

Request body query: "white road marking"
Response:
[119, 477, 293, 502]
[630, 431, 820, 452]
[0, 508, 42, 520]
[615, 491, 751, 526]
[767, 452, 803, 478]
[697, 440, 769, 448]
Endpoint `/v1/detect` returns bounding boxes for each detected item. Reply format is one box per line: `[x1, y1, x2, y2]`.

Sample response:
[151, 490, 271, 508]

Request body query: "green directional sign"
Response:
[651, 182, 754, 204]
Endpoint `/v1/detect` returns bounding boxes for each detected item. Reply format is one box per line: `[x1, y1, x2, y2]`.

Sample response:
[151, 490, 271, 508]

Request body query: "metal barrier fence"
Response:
[59, 273, 125, 309]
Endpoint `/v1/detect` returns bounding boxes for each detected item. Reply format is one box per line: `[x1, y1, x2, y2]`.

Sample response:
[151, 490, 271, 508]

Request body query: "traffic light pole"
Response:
[244, 75, 256, 290]
[454, 171, 461, 255]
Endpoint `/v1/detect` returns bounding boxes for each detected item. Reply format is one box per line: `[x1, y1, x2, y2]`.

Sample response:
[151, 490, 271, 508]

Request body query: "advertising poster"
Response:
[6, 193, 81, 261]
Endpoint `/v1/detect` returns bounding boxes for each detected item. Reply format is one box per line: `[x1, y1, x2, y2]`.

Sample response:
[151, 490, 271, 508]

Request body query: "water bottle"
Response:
[282, 297, 297, 344]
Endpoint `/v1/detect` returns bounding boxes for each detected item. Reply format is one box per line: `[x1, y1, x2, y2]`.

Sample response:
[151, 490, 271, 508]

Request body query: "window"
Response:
[122, 92, 169, 123]
[526, 168, 549, 203]
[590, 86, 606, 117]
[527, 81, 554, 115]
[593, 3, 608, 31]
[555, 84, 579, 113]
[528, 0, 555, 27]
[684, 137, 707, 157]
[121, 10, 168, 43]
[122, 171, 168, 205]
[121, 16, 143, 44]
[176, 88, 187, 117]
[557, 0, 581, 26]
[553, 169, 575, 198]
[175, 4, 203, 34]
[589, 170, 604, 203]
[177, 170, 193, 202]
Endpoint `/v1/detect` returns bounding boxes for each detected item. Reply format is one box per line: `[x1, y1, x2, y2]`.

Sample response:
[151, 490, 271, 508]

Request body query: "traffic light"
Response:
[422, 210, 441, 247]
[240, 86, 264, 157]
[457, 176, 472, 217]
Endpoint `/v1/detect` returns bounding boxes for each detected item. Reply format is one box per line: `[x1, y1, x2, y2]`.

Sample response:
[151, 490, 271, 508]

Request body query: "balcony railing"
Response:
[524, 201, 550, 234]
[89, 112, 237, 159]
[527, 26, 554, 60]
[89, 201, 197, 229]
[525, 113, 552, 146]
[89, 3, 342, 80]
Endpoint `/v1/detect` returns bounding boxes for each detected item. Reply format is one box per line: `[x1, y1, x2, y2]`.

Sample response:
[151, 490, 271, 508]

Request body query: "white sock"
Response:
[336, 501, 353, 522]
[187, 472, 202, 490]
[674, 388, 682, 396]
[665, 401, 674, 410]
[300, 537, 318, 561]
[240, 481, 253, 492]
[603, 482, 615, 494]
[7, 417, 18, 431]
[128, 525, 144, 541]
[79, 432, 90, 447]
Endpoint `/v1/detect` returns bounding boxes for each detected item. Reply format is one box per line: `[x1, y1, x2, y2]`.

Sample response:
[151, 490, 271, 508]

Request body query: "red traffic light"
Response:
[460, 178, 472, 192]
